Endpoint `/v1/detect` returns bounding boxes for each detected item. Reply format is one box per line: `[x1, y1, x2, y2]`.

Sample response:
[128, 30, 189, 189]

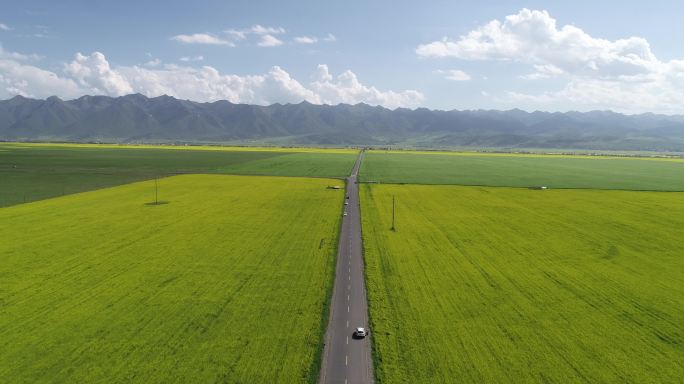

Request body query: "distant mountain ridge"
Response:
[1, 94, 684, 151]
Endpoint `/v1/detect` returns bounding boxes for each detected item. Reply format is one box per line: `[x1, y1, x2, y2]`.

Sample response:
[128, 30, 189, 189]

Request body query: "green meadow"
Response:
[360, 151, 684, 191]
[0, 174, 343, 383]
[361, 183, 684, 383]
[0, 143, 356, 207]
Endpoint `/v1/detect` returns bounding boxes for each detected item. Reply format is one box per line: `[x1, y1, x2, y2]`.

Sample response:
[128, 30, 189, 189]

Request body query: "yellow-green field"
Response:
[361, 184, 684, 383]
[0, 174, 343, 383]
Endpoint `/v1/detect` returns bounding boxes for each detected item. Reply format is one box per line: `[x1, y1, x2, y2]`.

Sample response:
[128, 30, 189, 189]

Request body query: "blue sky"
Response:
[1, 0, 683, 113]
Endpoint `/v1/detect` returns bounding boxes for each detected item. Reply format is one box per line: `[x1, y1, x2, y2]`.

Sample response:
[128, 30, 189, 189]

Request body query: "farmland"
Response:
[0, 174, 343, 383]
[361, 183, 684, 383]
[360, 151, 684, 191]
[0, 143, 357, 207]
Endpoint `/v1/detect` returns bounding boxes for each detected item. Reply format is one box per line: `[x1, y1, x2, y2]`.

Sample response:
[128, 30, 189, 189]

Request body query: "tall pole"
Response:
[391, 195, 396, 231]
[155, 177, 158, 205]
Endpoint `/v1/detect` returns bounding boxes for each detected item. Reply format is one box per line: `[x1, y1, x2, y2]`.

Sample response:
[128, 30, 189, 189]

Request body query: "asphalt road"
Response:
[319, 151, 373, 384]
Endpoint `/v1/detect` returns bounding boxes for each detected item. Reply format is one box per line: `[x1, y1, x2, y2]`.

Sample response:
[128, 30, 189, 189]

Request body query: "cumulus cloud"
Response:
[417, 8, 684, 113]
[171, 33, 234, 46]
[294, 36, 318, 44]
[416, 9, 660, 79]
[0, 23, 11, 31]
[0, 52, 82, 99]
[257, 34, 284, 47]
[310, 64, 424, 108]
[435, 69, 471, 81]
[0, 50, 423, 108]
[64, 52, 133, 96]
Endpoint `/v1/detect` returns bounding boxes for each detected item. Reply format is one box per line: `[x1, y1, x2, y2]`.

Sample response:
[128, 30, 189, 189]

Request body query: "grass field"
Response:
[0, 174, 343, 383]
[360, 151, 684, 191]
[361, 183, 684, 383]
[0, 143, 357, 207]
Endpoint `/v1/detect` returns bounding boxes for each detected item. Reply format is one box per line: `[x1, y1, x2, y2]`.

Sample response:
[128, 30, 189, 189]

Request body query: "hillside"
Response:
[1, 94, 684, 151]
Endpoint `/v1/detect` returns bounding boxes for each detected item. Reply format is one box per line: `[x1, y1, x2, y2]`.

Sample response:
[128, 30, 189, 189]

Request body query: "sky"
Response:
[1, 0, 684, 113]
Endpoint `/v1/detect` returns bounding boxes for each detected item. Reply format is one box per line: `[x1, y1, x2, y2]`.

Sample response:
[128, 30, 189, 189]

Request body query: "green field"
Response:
[361, 183, 684, 383]
[0, 174, 343, 383]
[221, 152, 358, 178]
[0, 143, 357, 207]
[360, 151, 684, 191]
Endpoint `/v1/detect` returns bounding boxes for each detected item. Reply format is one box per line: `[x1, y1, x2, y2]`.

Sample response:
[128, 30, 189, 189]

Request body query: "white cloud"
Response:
[0, 45, 41, 61]
[144, 58, 161, 67]
[64, 52, 133, 96]
[0, 49, 82, 99]
[225, 29, 247, 41]
[179, 55, 204, 62]
[0, 23, 11, 31]
[417, 8, 684, 113]
[294, 36, 318, 44]
[250, 24, 285, 35]
[310, 64, 424, 108]
[0, 50, 423, 108]
[520, 64, 564, 80]
[435, 69, 471, 81]
[258, 34, 284, 47]
[416, 8, 659, 79]
[171, 33, 234, 46]
[179, 26, 329, 48]
[223, 25, 285, 42]
[293, 33, 336, 45]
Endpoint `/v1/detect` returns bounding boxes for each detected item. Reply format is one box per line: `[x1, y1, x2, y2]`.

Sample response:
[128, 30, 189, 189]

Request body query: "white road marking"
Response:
[347, 305, 350, 313]
[347, 294, 350, 301]
[347, 320, 349, 328]
[347, 335, 349, 344]
[346, 355, 348, 366]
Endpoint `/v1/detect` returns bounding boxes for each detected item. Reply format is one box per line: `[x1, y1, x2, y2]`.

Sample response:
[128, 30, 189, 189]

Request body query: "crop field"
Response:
[361, 183, 684, 383]
[0, 174, 343, 383]
[0, 143, 357, 207]
[221, 152, 357, 178]
[360, 151, 684, 191]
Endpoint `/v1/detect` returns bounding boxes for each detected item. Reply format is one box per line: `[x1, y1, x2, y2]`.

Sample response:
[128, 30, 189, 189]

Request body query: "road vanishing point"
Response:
[319, 150, 373, 384]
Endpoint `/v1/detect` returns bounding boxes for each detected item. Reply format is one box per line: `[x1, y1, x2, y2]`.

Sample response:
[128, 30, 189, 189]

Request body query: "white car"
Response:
[343, 212, 348, 216]
[354, 327, 368, 338]
[344, 202, 349, 205]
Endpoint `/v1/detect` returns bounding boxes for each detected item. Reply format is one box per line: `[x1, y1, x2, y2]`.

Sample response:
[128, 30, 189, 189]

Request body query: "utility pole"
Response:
[391, 195, 396, 231]
[154, 177, 159, 205]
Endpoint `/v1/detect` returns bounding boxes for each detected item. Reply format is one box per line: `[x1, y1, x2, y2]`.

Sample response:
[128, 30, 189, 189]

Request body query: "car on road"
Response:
[343, 212, 348, 216]
[344, 201, 349, 205]
[354, 327, 368, 338]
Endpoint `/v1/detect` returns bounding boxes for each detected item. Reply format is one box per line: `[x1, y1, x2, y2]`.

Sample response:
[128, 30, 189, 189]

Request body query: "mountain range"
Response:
[2, 94, 684, 152]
